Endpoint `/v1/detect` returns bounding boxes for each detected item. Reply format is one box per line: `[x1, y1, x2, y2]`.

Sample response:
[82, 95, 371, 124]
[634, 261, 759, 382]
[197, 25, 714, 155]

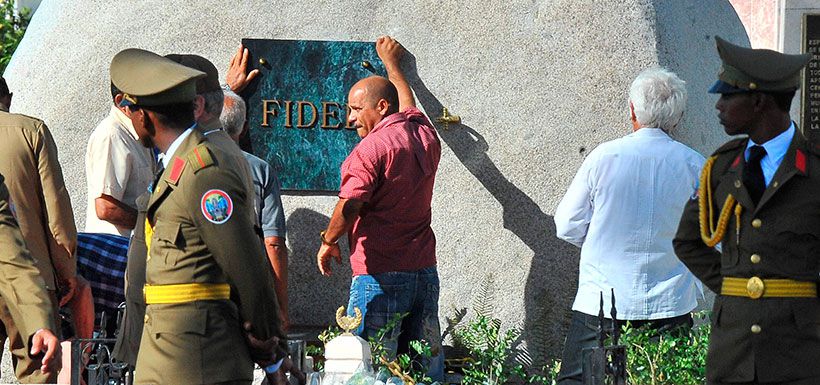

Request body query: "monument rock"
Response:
[4, 0, 748, 363]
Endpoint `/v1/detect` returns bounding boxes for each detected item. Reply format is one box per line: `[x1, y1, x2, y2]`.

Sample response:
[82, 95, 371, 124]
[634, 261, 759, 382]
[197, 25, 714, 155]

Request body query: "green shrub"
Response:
[0, 1, 30, 74]
[453, 314, 524, 385]
[620, 313, 710, 385]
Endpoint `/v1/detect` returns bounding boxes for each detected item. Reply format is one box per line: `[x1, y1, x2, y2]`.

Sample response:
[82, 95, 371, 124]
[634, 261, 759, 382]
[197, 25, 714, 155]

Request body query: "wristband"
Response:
[264, 358, 284, 374]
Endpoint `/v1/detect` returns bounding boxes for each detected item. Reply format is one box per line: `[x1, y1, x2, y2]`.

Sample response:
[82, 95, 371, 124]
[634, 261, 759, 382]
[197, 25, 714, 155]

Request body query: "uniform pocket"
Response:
[792, 301, 820, 336]
[151, 307, 207, 336]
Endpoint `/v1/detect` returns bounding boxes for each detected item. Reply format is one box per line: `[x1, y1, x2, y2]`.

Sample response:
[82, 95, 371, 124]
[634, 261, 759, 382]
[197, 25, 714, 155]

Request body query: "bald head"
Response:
[350, 76, 399, 115]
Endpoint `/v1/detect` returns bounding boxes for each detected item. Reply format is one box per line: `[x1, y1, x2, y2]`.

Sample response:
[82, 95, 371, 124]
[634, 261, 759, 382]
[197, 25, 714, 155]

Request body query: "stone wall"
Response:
[4, 0, 747, 362]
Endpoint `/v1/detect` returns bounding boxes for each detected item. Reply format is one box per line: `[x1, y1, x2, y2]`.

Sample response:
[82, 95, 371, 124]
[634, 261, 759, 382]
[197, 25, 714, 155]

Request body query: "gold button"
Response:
[751, 324, 762, 334]
[750, 254, 761, 264]
[144, 314, 150, 323]
[752, 219, 762, 228]
[734, 180, 742, 188]
[772, 181, 779, 188]
[746, 276, 765, 299]
[749, 82, 758, 90]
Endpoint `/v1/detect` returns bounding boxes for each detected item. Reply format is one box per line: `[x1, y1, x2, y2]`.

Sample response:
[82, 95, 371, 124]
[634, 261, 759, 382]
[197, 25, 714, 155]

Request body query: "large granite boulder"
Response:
[4, 0, 747, 362]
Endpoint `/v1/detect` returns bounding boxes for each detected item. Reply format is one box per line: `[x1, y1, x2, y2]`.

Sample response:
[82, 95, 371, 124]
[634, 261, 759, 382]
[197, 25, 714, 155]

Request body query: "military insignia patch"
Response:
[200, 189, 233, 224]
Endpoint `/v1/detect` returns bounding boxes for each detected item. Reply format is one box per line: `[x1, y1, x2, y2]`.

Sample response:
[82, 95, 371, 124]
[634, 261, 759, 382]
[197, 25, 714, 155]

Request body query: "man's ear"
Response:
[193, 95, 206, 120]
[629, 102, 636, 122]
[377, 99, 390, 116]
[114, 94, 128, 114]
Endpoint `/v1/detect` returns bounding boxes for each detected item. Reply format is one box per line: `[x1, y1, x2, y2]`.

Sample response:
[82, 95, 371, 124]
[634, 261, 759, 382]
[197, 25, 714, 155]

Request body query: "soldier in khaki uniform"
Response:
[674, 37, 819, 384]
[110, 48, 287, 385]
[0, 77, 78, 383]
[0, 173, 62, 380]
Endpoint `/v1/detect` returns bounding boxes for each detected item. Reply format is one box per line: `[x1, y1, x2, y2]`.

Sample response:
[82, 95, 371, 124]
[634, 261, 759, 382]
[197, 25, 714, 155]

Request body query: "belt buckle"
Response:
[746, 276, 765, 299]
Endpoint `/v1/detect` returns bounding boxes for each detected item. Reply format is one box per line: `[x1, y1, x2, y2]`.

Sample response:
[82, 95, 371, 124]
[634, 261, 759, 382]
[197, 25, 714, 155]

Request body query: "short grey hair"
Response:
[220, 89, 246, 137]
[202, 89, 225, 117]
[628, 67, 687, 133]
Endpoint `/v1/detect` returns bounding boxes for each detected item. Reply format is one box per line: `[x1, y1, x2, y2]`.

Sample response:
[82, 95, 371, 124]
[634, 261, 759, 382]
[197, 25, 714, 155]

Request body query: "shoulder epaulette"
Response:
[188, 144, 215, 173]
[166, 156, 187, 185]
[712, 137, 747, 155]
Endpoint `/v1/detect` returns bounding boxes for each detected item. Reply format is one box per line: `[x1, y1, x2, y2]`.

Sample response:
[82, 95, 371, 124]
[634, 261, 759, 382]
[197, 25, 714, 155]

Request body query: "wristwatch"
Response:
[320, 230, 337, 246]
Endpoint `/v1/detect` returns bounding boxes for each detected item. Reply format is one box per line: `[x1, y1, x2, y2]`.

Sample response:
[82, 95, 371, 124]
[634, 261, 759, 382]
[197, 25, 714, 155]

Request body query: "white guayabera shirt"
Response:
[554, 128, 705, 320]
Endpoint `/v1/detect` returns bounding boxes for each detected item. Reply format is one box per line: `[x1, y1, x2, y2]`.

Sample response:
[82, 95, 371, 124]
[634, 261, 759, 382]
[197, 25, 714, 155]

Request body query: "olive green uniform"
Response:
[135, 129, 284, 385]
[112, 192, 149, 366]
[0, 174, 58, 381]
[674, 134, 820, 383]
[0, 110, 74, 383]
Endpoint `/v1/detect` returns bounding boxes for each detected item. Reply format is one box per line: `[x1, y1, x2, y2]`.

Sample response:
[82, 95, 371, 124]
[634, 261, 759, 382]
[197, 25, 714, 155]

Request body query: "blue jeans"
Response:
[347, 266, 444, 382]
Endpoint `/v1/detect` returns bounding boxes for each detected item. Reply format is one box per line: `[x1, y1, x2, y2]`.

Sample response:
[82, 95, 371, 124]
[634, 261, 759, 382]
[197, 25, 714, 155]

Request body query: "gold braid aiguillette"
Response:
[699, 155, 742, 247]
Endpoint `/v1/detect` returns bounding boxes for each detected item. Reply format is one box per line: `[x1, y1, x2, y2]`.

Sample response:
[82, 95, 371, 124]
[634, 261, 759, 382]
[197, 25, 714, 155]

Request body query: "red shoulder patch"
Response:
[796, 149, 807, 174]
[167, 157, 186, 185]
[192, 147, 206, 168]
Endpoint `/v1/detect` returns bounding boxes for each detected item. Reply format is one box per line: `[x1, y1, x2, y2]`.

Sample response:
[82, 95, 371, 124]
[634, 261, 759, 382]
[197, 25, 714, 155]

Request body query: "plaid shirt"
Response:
[77, 232, 129, 315]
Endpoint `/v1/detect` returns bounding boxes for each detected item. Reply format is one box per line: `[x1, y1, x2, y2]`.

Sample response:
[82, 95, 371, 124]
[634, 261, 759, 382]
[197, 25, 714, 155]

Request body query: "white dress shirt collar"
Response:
[745, 122, 795, 186]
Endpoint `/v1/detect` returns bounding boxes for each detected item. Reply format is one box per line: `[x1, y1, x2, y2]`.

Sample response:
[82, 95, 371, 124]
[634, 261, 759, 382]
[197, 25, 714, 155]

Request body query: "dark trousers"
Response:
[556, 310, 693, 385]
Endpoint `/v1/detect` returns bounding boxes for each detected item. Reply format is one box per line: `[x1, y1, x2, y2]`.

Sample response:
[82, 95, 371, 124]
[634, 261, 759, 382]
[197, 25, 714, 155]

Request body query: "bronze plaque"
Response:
[802, 14, 820, 135]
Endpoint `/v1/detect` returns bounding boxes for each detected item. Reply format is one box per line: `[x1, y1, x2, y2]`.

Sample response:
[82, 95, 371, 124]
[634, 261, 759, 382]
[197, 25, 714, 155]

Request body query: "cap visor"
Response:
[709, 80, 745, 94]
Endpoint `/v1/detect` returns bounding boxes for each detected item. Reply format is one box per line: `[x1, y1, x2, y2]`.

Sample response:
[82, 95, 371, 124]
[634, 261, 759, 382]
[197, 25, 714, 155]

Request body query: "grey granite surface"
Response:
[2, 0, 748, 366]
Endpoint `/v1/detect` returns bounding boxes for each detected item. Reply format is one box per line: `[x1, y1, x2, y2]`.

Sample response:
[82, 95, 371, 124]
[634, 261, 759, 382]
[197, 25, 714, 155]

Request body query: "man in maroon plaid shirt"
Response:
[316, 35, 443, 380]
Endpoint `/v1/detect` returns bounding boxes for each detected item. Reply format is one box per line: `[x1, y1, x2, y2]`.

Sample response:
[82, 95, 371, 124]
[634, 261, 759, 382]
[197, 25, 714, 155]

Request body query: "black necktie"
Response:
[743, 145, 767, 206]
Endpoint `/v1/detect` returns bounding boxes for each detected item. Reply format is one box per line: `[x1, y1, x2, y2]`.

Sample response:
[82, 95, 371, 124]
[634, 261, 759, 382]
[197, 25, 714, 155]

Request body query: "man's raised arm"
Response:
[376, 36, 415, 111]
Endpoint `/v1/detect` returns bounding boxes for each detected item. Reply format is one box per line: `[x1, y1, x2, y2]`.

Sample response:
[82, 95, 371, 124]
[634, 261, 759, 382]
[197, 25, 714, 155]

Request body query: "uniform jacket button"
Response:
[752, 219, 762, 228]
[750, 254, 761, 264]
[751, 324, 762, 334]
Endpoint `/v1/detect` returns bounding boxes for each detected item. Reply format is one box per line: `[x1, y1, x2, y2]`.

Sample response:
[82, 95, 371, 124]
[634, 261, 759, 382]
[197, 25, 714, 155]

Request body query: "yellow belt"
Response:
[721, 277, 817, 299]
[144, 283, 231, 304]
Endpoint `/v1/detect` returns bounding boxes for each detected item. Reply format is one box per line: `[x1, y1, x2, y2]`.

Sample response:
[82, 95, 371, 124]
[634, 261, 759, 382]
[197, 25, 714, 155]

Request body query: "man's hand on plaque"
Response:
[376, 35, 404, 68]
[226, 43, 260, 93]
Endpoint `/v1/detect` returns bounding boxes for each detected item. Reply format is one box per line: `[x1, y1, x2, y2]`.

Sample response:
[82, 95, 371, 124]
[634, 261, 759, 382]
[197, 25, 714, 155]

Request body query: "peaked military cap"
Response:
[709, 36, 812, 94]
[110, 48, 206, 106]
[164, 54, 222, 94]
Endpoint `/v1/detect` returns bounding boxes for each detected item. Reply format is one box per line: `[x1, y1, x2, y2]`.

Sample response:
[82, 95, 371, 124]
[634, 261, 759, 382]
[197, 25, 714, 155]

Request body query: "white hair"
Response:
[628, 67, 687, 133]
[220, 89, 246, 137]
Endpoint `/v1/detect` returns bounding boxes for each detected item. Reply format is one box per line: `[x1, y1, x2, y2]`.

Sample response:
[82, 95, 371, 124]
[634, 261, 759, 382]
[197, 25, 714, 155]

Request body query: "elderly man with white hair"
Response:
[553, 67, 704, 384]
[220, 89, 290, 330]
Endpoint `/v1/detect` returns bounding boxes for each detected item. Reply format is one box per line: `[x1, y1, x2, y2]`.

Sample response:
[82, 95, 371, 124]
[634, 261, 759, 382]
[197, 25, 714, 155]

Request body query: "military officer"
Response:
[674, 37, 819, 385]
[110, 48, 287, 385]
[0, 174, 61, 379]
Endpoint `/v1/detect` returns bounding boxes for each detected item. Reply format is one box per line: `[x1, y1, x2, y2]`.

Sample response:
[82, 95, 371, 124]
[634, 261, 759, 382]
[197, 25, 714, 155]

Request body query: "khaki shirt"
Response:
[85, 106, 155, 236]
[0, 174, 57, 339]
[0, 111, 76, 290]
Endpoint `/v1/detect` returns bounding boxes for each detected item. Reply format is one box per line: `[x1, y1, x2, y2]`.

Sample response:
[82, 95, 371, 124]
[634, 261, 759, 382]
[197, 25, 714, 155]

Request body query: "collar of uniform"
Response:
[197, 117, 222, 135]
[628, 127, 670, 139]
[110, 105, 139, 141]
[370, 109, 408, 136]
[161, 124, 196, 168]
[745, 121, 795, 168]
